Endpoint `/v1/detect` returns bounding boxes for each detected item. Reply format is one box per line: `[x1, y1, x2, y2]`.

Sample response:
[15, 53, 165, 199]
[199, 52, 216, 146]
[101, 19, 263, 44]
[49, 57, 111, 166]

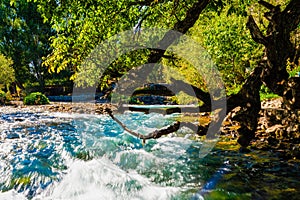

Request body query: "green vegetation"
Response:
[0, 0, 55, 90]
[0, 0, 299, 95]
[0, 54, 15, 90]
[190, 2, 264, 91]
[259, 85, 280, 100]
[23, 92, 50, 105]
[0, 91, 11, 105]
[0, 0, 298, 100]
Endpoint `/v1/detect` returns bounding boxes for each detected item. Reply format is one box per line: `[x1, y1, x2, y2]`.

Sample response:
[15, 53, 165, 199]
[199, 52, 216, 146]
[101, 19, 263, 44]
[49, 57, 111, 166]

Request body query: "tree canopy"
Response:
[0, 0, 53, 89]
[0, 0, 299, 148]
[30, 0, 222, 85]
[0, 54, 14, 90]
[27, 0, 298, 91]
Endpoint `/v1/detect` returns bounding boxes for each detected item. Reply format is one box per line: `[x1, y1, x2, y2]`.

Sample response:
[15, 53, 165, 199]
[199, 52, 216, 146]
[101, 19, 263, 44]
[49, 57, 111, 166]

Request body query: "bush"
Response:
[259, 85, 279, 100]
[0, 91, 10, 105]
[24, 92, 50, 105]
[0, 91, 6, 104]
[0, 54, 15, 88]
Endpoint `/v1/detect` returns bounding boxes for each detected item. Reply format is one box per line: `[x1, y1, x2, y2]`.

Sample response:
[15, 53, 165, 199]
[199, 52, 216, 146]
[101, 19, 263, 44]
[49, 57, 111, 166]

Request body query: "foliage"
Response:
[31, 0, 141, 76]
[189, 2, 264, 91]
[30, 0, 207, 87]
[0, 90, 11, 105]
[0, 0, 54, 88]
[0, 54, 15, 90]
[1, 0, 295, 98]
[259, 85, 279, 100]
[23, 92, 50, 105]
[28, 0, 266, 92]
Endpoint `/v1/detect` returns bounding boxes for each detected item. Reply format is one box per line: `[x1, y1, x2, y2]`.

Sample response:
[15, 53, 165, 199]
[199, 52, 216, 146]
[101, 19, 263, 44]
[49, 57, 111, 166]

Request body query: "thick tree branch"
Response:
[147, 0, 210, 64]
[118, 0, 211, 99]
[282, 0, 300, 32]
[248, 0, 300, 96]
[246, 15, 268, 46]
[169, 78, 211, 106]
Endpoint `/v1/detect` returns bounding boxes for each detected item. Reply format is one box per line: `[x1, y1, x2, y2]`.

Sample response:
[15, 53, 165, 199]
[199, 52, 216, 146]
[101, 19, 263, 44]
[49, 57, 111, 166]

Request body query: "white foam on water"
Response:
[0, 190, 27, 200]
[34, 157, 180, 200]
[0, 112, 197, 199]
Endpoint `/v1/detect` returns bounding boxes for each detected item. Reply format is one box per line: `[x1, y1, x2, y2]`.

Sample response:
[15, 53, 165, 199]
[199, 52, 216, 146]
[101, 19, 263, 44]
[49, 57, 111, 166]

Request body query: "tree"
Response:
[0, 0, 54, 90]
[189, 2, 264, 91]
[0, 54, 15, 91]
[106, 0, 300, 148]
[31, 0, 218, 84]
[33, 0, 299, 148]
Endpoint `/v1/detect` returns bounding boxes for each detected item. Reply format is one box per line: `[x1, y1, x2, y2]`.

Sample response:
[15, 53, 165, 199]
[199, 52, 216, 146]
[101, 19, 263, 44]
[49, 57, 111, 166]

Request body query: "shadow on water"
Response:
[0, 112, 299, 199]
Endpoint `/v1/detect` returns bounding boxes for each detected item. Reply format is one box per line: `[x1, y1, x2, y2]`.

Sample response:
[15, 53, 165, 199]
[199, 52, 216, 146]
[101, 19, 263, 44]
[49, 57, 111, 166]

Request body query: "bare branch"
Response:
[106, 108, 180, 143]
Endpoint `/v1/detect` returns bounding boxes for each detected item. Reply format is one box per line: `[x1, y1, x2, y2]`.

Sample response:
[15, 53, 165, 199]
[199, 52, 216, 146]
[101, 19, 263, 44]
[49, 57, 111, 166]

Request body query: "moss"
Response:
[205, 189, 251, 200]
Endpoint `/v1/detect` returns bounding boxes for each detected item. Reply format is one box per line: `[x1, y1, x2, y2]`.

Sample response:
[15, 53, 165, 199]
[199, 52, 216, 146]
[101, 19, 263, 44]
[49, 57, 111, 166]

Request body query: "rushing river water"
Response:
[0, 111, 299, 200]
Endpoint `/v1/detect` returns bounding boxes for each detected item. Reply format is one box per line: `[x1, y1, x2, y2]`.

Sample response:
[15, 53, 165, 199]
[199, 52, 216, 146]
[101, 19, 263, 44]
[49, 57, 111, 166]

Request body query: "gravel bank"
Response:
[0, 101, 114, 115]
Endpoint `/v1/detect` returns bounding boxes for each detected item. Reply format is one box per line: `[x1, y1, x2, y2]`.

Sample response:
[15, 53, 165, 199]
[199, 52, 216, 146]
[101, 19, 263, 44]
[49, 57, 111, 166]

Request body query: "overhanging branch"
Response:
[106, 108, 180, 143]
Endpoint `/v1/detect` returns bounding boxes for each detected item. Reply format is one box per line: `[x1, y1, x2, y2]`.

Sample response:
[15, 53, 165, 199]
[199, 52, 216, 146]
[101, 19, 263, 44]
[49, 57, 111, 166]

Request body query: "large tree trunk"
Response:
[171, 0, 300, 147]
[109, 0, 300, 148]
[226, 0, 300, 147]
[215, 0, 300, 147]
[247, 0, 300, 96]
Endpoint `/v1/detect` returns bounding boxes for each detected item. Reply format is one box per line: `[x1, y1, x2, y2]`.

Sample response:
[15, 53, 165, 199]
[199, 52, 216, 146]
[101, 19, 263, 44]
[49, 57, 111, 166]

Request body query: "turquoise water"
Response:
[0, 112, 299, 199]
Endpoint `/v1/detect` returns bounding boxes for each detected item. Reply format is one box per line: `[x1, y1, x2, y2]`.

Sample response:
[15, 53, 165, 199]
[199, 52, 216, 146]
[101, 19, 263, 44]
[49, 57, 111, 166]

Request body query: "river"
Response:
[0, 111, 299, 199]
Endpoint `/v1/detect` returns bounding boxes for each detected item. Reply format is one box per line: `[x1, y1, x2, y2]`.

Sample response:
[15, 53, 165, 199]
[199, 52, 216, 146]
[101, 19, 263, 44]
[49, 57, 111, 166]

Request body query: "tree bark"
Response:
[247, 0, 300, 96]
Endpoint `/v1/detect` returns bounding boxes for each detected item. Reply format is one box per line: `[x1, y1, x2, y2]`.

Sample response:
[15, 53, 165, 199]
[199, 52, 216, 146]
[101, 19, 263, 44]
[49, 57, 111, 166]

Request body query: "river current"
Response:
[0, 111, 299, 199]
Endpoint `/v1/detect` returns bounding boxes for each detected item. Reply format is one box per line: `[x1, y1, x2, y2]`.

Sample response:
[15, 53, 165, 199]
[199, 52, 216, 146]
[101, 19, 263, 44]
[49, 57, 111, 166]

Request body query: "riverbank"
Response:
[0, 98, 283, 114]
[0, 101, 114, 115]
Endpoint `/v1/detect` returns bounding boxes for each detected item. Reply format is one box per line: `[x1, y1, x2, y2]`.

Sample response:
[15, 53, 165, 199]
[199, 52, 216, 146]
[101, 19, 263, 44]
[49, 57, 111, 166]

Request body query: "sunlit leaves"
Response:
[0, 54, 15, 89]
[189, 3, 264, 91]
[0, 0, 53, 87]
[31, 0, 202, 84]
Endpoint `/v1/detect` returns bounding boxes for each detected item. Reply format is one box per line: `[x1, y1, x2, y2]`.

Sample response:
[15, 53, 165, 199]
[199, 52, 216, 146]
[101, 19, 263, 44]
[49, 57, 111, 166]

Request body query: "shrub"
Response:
[0, 91, 6, 104]
[0, 54, 15, 89]
[24, 92, 50, 105]
[0, 91, 10, 105]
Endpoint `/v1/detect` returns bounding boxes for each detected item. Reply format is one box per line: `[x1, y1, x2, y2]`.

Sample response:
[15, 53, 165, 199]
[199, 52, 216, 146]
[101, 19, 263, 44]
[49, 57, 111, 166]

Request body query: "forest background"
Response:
[0, 0, 298, 101]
